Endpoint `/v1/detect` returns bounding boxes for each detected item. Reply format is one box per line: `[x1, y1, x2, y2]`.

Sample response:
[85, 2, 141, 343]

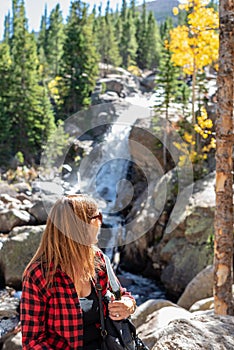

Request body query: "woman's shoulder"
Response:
[23, 260, 46, 283]
[95, 248, 105, 259]
[94, 248, 106, 268]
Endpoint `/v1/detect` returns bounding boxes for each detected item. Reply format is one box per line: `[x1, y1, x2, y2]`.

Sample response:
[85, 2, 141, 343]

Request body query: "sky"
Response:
[0, 0, 153, 40]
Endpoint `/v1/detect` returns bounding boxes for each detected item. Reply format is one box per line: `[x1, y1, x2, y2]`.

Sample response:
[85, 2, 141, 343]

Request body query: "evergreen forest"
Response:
[0, 0, 218, 179]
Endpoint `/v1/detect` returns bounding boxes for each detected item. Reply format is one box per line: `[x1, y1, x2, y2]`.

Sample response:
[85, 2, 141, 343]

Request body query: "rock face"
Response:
[122, 153, 215, 298]
[137, 305, 191, 347]
[177, 265, 214, 309]
[132, 300, 234, 350]
[92, 63, 140, 104]
[0, 209, 31, 233]
[151, 313, 234, 350]
[2, 332, 22, 350]
[156, 173, 215, 297]
[0, 225, 45, 289]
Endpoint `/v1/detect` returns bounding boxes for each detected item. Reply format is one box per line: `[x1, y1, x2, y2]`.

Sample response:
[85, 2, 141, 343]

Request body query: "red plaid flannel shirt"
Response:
[20, 251, 133, 349]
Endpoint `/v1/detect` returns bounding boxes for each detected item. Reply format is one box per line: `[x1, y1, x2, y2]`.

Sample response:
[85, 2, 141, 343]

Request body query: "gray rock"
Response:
[0, 225, 45, 288]
[132, 299, 180, 328]
[123, 171, 215, 297]
[160, 239, 213, 297]
[29, 195, 58, 223]
[177, 265, 214, 309]
[0, 184, 17, 197]
[189, 296, 215, 312]
[137, 306, 192, 349]
[159, 173, 215, 296]
[0, 195, 21, 206]
[189, 285, 234, 312]
[13, 182, 31, 195]
[2, 331, 22, 350]
[0, 209, 31, 233]
[0, 288, 19, 318]
[151, 313, 234, 350]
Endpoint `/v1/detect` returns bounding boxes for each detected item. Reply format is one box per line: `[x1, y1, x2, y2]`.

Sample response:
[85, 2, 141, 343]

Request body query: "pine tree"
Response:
[156, 18, 181, 113]
[136, 0, 148, 69]
[37, 6, 48, 58]
[115, 9, 123, 55]
[96, 1, 121, 67]
[120, 9, 137, 68]
[46, 4, 65, 77]
[10, 0, 55, 162]
[155, 17, 181, 166]
[130, 0, 136, 18]
[121, 0, 128, 22]
[0, 42, 13, 163]
[3, 12, 11, 44]
[37, 6, 49, 81]
[61, 0, 99, 115]
[145, 11, 161, 70]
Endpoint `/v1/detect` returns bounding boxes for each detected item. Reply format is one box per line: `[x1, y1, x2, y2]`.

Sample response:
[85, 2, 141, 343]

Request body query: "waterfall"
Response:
[72, 102, 151, 250]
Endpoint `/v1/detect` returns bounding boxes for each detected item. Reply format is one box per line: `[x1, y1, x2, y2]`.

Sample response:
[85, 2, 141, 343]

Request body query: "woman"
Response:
[20, 194, 136, 350]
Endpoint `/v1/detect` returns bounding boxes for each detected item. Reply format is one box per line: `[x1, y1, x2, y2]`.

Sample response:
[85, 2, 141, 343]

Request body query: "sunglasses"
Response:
[90, 212, 103, 222]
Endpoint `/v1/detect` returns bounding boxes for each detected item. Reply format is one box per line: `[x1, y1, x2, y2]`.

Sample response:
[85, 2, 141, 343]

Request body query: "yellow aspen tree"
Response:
[214, 0, 234, 316]
[170, 0, 219, 124]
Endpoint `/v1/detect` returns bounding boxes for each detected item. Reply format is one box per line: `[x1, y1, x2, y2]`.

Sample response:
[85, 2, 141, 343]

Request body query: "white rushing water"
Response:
[76, 102, 151, 249]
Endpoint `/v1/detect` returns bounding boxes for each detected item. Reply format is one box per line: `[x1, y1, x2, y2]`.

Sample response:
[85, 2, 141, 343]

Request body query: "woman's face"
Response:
[89, 210, 102, 244]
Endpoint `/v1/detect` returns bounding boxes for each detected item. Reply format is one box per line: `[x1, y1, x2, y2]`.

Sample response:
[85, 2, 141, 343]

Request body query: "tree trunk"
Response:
[163, 106, 169, 168]
[191, 59, 197, 154]
[214, 0, 234, 316]
[191, 58, 197, 126]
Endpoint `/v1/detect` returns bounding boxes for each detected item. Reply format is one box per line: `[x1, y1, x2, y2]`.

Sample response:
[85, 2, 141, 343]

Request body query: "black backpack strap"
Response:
[95, 276, 107, 339]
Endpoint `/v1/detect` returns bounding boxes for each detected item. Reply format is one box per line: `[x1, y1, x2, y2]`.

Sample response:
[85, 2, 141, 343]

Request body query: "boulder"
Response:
[137, 305, 192, 349]
[151, 313, 234, 350]
[12, 182, 31, 195]
[123, 170, 215, 298]
[121, 168, 178, 274]
[189, 296, 214, 312]
[0, 184, 17, 197]
[159, 173, 215, 296]
[29, 195, 58, 223]
[177, 265, 214, 309]
[0, 209, 31, 233]
[189, 285, 234, 312]
[0, 225, 45, 289]
[132, 299, 179, 328]
[0, 195, 21, 206]
[2, 331, 22, 350]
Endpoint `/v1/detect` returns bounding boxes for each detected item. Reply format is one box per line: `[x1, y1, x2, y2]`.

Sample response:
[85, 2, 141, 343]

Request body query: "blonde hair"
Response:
[24, 194, 101, 286]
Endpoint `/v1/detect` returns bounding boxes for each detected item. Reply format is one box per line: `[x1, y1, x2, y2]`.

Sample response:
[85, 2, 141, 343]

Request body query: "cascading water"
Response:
[77, 115, 134, 250]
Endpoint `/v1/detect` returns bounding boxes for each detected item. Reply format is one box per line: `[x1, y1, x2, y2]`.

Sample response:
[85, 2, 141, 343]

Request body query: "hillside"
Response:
[138, 0, 180, 23]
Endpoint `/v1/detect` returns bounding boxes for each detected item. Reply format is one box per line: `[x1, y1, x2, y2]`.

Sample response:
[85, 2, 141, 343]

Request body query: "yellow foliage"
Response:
[194, 106, 213, 139]
[173, 7, 179, 16]
[183, 131, 193, 144]
[169, 0, 219, 75]
[177, 106, 215, 168]
[48, 76, 63, 106]
[128, 65, 142, 77]
[202, 137, 216, 152]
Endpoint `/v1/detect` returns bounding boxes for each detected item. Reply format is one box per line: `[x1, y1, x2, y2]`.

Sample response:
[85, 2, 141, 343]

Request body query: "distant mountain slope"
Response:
[138, 0, 180, 23]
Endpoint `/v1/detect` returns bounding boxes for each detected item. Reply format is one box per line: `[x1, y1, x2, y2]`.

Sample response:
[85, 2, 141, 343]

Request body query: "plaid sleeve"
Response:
[20, 269, 53, 350]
